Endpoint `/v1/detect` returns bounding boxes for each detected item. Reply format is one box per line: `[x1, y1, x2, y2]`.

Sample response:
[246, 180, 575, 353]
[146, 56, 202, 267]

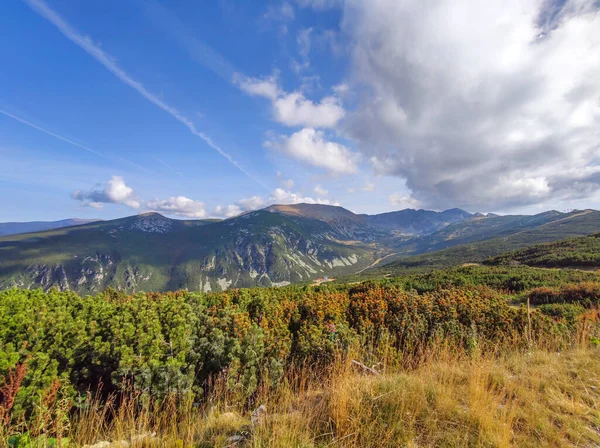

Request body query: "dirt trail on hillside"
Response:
[356, 253, 398, 274]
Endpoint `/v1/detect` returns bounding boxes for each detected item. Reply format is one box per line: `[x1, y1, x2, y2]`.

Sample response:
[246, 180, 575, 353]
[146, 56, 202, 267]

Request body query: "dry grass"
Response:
[39, 347, 599, 448]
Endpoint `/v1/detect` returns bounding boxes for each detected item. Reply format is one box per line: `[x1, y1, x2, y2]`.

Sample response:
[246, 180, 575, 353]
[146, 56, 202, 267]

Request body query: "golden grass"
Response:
[40, 347, 600, 448]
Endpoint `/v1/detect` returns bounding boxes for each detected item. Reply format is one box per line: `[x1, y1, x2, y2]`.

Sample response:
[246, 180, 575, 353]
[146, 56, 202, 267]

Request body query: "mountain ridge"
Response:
[1, 204, 598, 293]
[0, 218, 101, 237]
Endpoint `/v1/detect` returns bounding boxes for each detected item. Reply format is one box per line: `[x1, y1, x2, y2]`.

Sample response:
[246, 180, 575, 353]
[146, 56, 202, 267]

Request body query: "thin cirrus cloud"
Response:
[151, 156, 184, 178]
[0, 109, 152, 174]
[136, 0, 237, 83]
[23, 0, 267, 191]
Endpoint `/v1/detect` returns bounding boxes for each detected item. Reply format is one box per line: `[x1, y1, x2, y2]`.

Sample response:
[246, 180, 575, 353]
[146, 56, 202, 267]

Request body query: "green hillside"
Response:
[486, 233, 600, 268]
[0, 211, 373, 293]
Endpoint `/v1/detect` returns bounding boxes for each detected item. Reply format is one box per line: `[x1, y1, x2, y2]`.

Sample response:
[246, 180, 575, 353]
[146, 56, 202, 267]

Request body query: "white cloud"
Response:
[237, 195, 267, 210]
[71, 178, 337, 220]
[389, 193, 420, 209]
[73, 176, 209, 218]
[213, 195, 268, 218]
[146, 196, 207, 218]
[267, 128, 359, 174]
[314, 185, 328, 196]
[332, 83, 349, 96]
[214, 204, 242, 218]
[73, 176, 141, 209]
[235, 75, 345, 128]
[213, 188, 337, 218]
[339, 0, 600, 210]
[234, 74, 281, 101]
[269, 188, 336, 205]
[273, 93, 345, 128]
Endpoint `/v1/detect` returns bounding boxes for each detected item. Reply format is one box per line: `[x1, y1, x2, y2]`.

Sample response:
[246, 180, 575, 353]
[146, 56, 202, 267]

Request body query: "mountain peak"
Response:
[137, 212, 167, 219]
[442, 208, 471, 215]
[130, 212, 172, 233]
[265, 203, 357, 219]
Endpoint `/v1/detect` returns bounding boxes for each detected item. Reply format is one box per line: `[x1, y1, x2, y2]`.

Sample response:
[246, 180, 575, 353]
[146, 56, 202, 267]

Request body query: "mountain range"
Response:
[1, 205, 599, 293]
[0, 218, 100, 237]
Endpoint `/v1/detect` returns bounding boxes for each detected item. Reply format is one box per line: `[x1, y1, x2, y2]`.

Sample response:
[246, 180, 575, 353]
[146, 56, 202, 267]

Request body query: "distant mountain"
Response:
[265, 203, 472, 237]
[364, 207, 472, 234]
[370, 209, 600, 275]
[390, 209, 571, 255]
[0, 218, 101, 237]
[1, 205, 599, 293]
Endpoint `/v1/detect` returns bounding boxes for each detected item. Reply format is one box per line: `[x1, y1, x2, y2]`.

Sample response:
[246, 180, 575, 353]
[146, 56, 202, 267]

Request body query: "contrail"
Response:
[0, 108, 153, 174]
[0, 108, 105, 158]
[152, 155, 184, 177]
[23, 0, 268, 190]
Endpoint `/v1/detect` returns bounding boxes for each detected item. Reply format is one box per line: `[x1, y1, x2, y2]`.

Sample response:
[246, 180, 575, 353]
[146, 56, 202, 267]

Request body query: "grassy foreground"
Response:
[4, 348, 599, 447]
[2, 266, 600, 447]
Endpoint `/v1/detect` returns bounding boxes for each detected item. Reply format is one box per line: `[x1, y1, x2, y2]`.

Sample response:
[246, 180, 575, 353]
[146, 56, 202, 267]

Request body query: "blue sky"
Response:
[1, 0, 599, 221]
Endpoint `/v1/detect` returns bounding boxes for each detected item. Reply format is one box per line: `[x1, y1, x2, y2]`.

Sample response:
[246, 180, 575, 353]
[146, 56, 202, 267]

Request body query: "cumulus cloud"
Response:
[269, 188, 337, 205]
[72, 176, 141, 209]
[235, 75, 345, 128]
[214, 195, 268, 218]
[73, 176, 209, 218]
[234, 74, 281, 101]
[267, 127, 359, 174]
[215, 188, 337, 218]
[273, 93, 345, 128]
[214, 204, 242, 218]
[237, 195, 267, 210]
[72, 177, 338, 220]
[146, 196, 207, 218]
[338, 0, 600, 210]
[389, 193, 421, 209]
